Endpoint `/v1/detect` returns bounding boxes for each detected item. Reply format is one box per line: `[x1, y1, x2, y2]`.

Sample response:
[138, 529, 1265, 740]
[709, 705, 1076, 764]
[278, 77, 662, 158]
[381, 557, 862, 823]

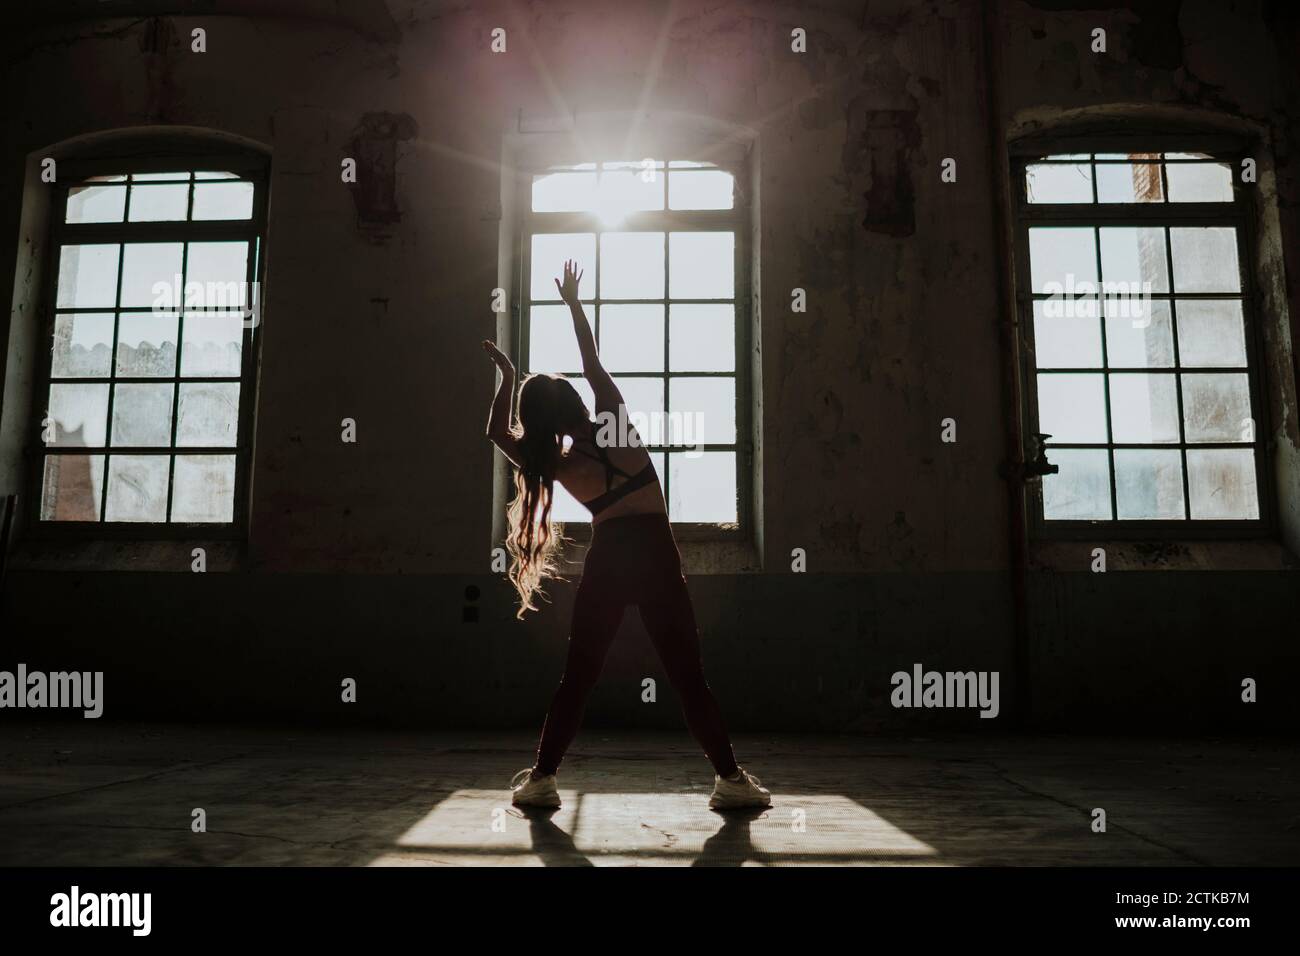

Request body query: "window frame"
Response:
[516, 156, 752, 540]
[26, 151, 269, 540]
[1010, 134, 1275, 541]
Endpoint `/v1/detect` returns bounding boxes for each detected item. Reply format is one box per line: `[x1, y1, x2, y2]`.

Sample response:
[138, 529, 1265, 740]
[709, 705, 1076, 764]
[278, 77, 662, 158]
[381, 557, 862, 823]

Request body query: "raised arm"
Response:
[482, 339, 522, 466]
[555, 259, 623, 414]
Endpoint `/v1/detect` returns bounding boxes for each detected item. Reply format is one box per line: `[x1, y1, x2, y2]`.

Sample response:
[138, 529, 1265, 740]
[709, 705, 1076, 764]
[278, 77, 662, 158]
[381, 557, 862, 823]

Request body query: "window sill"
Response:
[6, 538, 244, 573]
[1029, 538, 1298, 572]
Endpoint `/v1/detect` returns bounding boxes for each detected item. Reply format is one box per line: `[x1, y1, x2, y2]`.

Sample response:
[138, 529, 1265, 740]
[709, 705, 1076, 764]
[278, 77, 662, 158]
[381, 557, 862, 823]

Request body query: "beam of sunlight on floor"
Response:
[370, 791, 939, 866]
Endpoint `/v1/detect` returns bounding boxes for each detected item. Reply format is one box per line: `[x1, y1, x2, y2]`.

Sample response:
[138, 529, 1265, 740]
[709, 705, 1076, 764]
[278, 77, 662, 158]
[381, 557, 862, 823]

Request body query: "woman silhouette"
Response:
[482, 260, 769, 811]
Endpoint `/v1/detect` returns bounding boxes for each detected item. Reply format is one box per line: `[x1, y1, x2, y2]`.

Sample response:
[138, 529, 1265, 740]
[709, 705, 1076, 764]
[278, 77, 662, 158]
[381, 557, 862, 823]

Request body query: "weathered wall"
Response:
[1, 1, 1296, 732]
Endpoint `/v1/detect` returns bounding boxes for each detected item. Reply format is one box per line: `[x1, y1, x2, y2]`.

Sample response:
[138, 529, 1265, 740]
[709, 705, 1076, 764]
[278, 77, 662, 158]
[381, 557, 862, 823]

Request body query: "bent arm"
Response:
[485, 352, 522, 466]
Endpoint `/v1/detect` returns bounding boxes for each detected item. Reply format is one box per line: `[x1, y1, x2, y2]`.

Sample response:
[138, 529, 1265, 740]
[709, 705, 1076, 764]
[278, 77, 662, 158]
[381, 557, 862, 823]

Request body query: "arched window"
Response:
[34, 135, 268, 529]
[1011, 135, 1270, 532]
[519, 153, 749, 529]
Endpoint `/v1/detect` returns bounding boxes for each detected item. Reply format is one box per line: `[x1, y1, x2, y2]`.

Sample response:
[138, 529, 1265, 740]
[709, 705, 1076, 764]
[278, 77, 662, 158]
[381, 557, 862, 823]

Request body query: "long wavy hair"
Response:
[506, 374, 590, 618]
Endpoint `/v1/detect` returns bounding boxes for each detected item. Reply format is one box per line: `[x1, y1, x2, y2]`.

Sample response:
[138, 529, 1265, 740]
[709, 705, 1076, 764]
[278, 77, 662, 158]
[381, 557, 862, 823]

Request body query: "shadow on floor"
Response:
[518, 807, 594, 867]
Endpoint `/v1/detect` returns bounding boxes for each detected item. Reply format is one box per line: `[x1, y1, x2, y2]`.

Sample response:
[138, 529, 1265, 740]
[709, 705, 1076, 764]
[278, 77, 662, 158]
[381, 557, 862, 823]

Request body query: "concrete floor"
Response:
[0, 724, 1295, 866]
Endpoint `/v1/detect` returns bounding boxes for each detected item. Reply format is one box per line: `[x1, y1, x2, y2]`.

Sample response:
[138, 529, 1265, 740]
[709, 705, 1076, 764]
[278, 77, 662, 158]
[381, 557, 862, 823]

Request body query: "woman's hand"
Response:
[482, 339, 515, 376]
[554, 259, 583, 305]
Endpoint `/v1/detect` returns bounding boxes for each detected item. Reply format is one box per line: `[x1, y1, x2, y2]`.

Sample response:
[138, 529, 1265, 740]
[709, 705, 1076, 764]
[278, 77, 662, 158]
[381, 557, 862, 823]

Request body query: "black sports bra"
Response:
[570, 442, 659, 515]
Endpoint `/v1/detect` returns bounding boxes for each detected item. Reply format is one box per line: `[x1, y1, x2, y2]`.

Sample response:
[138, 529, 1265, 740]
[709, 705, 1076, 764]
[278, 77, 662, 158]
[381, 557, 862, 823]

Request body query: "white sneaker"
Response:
[510, 767, 561, 808]
[708, 767, 771, 810]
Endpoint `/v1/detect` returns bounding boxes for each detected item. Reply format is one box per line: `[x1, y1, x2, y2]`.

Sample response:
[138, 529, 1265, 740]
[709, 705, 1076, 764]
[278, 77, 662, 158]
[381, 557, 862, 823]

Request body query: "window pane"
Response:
[46, 383, 109, 447]
[51, 312, 114, 378]
[1028, 227, 1097, 294]
[104, 455, 169, 521]
[1099, 226, 1169, 293]
[669, 451, 736, 523]
[530, 234, 595, 301]
[1114, 449, 1185, 519]
[1104, 299, 1174, 368]
[185, 241, 250, 310]
[1182, 373, 1252, 443]
[670, 304, 734, 372]
[1036, 373, 1107, 442]
[1165, 162, 1233, 202]
[1032, 301, 1101, 368]
[1176, 300, 1247, 368]
[600, 232, 664, 299]
[1042, 448, 1111, 519]
[1187, 449, 1258, 519]
[40, 454, 104, 521]
[550, 476, 589, 522]
[191, 181, 255, 220]
[66, 185, 126, 224]
[611, 377, 665, 445]
[1108, 373, 1179, 443]
[528, 304, 588, 373]
[132, 171, 190, 181]
[532, 170, 597, 213]
[599, 304, 663, 372]
[116, 312, 178, 377]
[669, 169, 734, 209]
[177, 382, 240, 446]
[110, 383, 174, 447]
[1096, 162, 1165, 203]
[181, 312, 244, 376]
[56, 244, 120, 308]
[128, 183, 190, 221]
[171, 454, 236, 522]
[597, 163, 664, 220]
[669, 232, 733, 299]
[1025, 163, 1092, 203]
[670, 377, 734, 445]
[1170, 227, 1240, 293]
[120, 242, 183, 308]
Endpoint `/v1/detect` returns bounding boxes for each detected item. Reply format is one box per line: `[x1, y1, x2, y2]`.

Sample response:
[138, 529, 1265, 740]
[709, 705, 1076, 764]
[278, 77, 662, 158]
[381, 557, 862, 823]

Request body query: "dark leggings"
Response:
[534, 513, 739, 778]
